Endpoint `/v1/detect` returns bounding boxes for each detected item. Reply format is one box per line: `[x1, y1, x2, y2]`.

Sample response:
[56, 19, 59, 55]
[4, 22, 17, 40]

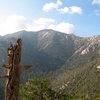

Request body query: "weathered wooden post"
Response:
[1, 38, 31, 100]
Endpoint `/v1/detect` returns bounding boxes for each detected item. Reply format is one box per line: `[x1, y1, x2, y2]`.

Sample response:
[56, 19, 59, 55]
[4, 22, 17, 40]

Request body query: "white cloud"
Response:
[27, 18, 75, 34]
[0, 15, 75, 35]
[26, 18, 56, 31]
[57, 0, 62, 5]
[59, 6, 83, 14]
[34, 18, 55, 26]
[92, 0, 100, 4]
[43, 0, 83, 15]
[43, 0, 62, 12]
[0, 15, 27, 35]
[48, 22, 75, 34]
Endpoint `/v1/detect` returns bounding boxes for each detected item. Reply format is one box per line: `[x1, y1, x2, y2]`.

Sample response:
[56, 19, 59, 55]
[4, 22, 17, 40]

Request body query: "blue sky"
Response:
[0, 0, 100, 37]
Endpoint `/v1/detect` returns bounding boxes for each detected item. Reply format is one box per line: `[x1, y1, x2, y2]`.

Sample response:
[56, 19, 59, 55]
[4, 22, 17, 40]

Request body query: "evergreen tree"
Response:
[19, 77, 69, 100]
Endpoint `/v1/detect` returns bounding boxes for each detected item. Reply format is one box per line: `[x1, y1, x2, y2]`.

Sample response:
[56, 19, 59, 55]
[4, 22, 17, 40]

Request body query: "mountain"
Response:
[52, 58, 100, 99]
[0, 30, 82, 75]
[49, 34, 100, 99]
[0, 29, 99, 99]
[0, 30, 99, 75]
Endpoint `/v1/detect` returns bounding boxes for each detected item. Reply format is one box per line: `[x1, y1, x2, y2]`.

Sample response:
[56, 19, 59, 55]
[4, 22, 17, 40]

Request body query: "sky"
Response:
[0, 0, 100, 37]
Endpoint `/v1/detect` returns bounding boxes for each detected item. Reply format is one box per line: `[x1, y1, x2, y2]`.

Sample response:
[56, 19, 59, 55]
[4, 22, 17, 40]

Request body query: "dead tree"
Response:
[1, 38, 31, 100]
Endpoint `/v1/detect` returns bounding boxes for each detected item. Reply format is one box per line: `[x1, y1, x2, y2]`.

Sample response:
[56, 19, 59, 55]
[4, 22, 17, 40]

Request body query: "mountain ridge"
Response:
[0, 29, 99, 74]
[0, 29, 99, 99]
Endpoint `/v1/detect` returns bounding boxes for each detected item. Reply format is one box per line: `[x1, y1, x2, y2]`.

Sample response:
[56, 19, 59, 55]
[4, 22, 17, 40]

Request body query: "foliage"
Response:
[52, 58, 100, 100]
[19, 77, 71, 100]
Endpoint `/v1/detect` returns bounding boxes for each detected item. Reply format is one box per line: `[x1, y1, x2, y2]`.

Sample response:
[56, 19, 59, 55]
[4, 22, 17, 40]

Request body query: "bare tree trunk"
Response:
[1, 38, 32, 100]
